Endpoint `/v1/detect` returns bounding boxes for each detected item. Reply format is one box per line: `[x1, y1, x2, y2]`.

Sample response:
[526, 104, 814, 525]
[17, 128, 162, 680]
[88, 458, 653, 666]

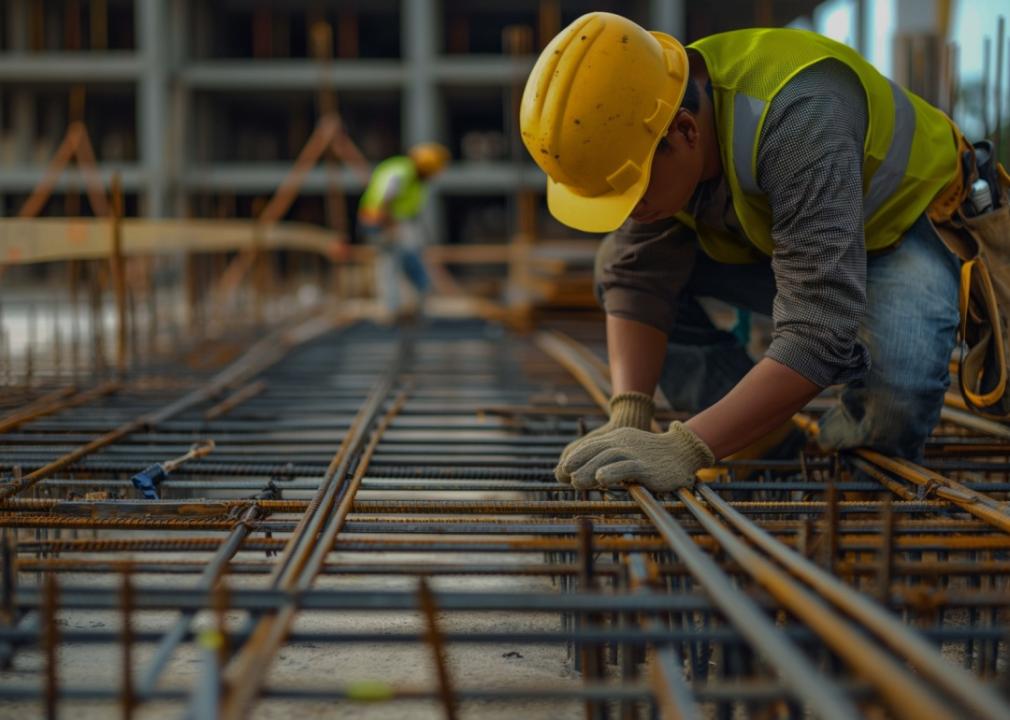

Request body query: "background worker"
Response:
[521, 13, 967, 493]
[358, 143, 450, 320]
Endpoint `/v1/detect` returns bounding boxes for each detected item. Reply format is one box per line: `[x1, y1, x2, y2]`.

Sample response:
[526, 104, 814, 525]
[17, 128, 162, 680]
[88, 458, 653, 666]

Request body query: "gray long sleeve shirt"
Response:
[595, 59, 872, 388]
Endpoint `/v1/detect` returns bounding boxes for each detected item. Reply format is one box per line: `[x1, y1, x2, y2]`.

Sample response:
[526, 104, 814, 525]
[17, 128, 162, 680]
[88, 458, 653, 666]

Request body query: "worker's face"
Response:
[629, 111, 704, 224]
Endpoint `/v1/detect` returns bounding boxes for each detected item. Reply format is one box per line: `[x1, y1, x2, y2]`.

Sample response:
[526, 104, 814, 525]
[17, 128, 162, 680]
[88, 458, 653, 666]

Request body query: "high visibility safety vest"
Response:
[675, 28, 961, 264]
[359, 156, 426, 221]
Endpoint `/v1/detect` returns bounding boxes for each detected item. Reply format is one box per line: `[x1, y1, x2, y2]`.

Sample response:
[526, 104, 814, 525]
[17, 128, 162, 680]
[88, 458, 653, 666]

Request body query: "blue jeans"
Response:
[360, 221, 431, 313]
[399, 247, 430, 292]
[656, 215, 960, 461]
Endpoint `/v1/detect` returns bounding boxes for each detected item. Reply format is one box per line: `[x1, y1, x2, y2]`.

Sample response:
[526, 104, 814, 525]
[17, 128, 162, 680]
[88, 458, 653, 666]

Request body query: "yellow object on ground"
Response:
[346, 680, 396, 702]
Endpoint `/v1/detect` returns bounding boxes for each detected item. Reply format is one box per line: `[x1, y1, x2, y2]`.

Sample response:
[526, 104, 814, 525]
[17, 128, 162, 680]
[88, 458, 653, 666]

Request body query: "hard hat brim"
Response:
[546, 175, 650, 233]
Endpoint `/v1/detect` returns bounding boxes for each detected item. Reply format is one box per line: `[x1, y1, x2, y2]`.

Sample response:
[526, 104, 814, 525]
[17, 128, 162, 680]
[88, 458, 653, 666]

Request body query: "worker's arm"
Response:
[594, 217, 697, 362]
[689, 63, 868, 459]
[562, 62, 870, 492]
[758, 60, 871, 388]
[554, 221, 688, 485]
[607, 314, 668, 396]
[374, 174, 405, 227]
[685, 356, 819, 459]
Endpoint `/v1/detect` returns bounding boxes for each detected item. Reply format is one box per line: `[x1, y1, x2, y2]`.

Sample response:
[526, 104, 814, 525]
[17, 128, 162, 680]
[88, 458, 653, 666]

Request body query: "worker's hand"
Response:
[555, 392, 654, 484]
[559, 422, 714, 493]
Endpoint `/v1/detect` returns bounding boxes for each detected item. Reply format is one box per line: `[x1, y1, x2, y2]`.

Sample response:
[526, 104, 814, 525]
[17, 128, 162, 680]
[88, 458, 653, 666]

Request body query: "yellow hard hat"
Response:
[409, 142, 450, 177]
[520, 12, 689, 232]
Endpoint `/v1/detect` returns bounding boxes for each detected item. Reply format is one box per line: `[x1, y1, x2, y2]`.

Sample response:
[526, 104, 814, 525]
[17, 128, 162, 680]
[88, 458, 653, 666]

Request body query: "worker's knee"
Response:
[820, 382, 945, 461]
[865, 390, 944, 459]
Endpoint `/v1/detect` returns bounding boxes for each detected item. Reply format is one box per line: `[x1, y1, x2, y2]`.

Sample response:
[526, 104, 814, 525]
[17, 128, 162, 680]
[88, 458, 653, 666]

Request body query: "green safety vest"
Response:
[675, 28, 961, 263]
[359, 156, 426, 221]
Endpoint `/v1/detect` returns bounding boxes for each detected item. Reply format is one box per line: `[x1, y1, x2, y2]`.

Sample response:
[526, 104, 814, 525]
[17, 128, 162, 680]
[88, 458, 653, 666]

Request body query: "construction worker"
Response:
[358, 143, 450, 319]
[521, 13, 968, 493]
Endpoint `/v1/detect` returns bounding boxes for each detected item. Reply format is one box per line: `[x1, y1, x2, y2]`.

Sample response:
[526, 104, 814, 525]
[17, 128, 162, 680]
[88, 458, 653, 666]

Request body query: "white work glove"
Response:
[554, 392, 655, 485]
[558, 422, 715, 492]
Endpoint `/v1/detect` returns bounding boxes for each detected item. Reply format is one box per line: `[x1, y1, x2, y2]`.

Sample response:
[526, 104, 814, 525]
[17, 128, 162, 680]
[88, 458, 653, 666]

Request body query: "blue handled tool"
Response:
[131, 440, 215, 500]
[131, 463, 169, 499]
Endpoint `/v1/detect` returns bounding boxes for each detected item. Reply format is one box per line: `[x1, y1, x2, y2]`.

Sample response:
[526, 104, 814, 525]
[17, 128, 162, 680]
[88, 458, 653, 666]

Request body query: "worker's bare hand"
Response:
[554, 392, 655, 484]
[559, 422, 714, 493]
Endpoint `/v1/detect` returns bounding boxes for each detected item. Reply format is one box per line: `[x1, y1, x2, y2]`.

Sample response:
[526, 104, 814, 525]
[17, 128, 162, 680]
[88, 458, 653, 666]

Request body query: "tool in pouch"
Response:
[932, 138, 1010, 419]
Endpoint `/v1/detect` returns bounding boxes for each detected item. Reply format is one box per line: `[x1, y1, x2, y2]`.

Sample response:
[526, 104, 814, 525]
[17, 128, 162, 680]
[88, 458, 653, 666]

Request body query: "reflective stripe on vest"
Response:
[732, 79, 917, 219]
[733, 93, 764, 196]
[863, 81, 915, 218]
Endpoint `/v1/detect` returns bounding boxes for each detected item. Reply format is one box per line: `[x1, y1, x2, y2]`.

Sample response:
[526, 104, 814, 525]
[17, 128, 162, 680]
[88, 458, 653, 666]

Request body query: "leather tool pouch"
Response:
[931, 132, 1010, 419]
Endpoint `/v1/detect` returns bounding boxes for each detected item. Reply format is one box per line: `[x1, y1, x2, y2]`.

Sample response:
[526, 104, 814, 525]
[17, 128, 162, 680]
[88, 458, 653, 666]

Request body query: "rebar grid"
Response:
[0, 318, 1009, 719]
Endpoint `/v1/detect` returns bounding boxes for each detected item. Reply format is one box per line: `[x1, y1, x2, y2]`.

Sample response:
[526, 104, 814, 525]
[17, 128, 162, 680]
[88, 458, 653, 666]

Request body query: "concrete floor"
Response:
[0, 550, 586, 719]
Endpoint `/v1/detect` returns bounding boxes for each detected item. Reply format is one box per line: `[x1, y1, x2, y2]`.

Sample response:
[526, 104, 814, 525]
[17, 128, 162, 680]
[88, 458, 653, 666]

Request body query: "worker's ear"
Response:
[670, 109, 698, 146]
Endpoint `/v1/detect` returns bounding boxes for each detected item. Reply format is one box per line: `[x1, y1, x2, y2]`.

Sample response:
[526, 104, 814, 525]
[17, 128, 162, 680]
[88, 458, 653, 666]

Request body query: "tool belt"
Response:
[929, 125, 1010, 419]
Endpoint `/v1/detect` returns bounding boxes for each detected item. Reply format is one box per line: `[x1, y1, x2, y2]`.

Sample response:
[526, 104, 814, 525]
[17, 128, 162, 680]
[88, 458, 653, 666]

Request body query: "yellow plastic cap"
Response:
[520, 13, 689, 232]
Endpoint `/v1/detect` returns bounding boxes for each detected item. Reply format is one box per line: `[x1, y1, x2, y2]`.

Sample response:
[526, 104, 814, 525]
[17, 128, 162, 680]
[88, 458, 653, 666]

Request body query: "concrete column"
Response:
[650, 0, 686, 39]
[168, 0, 188, 216]
[892, 0, 942, 102]
[137, 0, 168, 217]
[6, 0, 36, 166]
[855, 0, 867, 56]
[402, 0, 444, 241]
[402, 0, 438, 145]
[894, 0, 938, 33]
